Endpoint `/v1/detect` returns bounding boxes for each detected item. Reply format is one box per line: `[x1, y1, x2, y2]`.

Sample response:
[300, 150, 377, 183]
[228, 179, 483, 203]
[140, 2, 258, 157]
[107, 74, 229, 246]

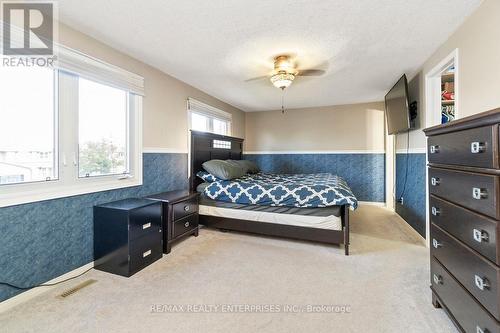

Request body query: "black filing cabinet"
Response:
[94, 198, 163, 277]
[146, 190, 199, 254]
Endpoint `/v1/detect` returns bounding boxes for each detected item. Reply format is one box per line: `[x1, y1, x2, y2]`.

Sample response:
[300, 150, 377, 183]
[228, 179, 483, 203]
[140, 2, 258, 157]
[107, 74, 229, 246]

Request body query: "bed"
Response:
[190, 130, 355, 255]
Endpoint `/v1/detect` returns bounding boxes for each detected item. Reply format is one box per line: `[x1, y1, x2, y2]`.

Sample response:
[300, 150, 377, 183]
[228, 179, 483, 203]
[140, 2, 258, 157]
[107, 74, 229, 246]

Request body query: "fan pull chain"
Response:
[281, 87, 285, 114]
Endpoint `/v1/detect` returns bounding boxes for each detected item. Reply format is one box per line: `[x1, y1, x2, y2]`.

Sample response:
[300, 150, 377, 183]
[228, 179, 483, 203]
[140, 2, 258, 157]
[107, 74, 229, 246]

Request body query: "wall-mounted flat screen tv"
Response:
[385, 74, 412, 135]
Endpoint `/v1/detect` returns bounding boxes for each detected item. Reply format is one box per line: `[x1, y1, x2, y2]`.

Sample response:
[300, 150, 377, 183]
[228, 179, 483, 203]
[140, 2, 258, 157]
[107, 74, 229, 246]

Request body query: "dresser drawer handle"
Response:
[471, 142, 486, 154]
[184, 205, 190, 212]
[142, 222, 151, 229]
[432, 238, 442, 249]
[472, 187, 487, 200]
[433, 274, 443, 285]
[474, 275, 490, 291]
[143, 249, 152, 258]
[431, 177, 440, 186]
[184, 222, 190, 228]
[430, 145, 440, 154]
[473, 229, 489, 243]
[431, 207, 440, 216]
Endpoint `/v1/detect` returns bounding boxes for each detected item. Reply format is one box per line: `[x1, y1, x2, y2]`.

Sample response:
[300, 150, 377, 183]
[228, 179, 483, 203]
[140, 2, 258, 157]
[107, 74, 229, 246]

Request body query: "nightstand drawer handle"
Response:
[142, 222, 151, 229]
[430, 145, 440, 154]
[433, 274, 443, 285]
[471, 142, 486, 154]
[184, 222, 190, 228]
[472, 187, 487, 200]
[476, 325, 488, 333]
[474, 275, 490, 291]
[432, 238, 442, 249]
[431, 207, 440, 216]
[431, 177, 440, 186]
[473, 229, 489, 243]
[184, 205, 190, 212]
[143, 249, 152, 258]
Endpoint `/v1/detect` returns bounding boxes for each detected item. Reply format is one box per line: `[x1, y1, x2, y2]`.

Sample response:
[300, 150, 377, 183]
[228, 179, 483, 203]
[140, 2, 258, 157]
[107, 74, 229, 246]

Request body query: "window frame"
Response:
[0, 69, 143, 208]
[187, 98, 232, 136]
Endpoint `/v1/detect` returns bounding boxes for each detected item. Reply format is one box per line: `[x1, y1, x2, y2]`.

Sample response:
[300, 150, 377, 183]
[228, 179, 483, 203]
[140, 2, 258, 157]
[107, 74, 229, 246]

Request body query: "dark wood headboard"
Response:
[190, 130, 244, 191]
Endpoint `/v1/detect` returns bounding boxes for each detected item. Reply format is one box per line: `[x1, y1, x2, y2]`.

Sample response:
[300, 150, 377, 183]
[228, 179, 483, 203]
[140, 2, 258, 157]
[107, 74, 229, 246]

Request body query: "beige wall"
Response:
[58, 24, 245, 152]
[245, 102, 385, 152]
[397, 0, 500, 150]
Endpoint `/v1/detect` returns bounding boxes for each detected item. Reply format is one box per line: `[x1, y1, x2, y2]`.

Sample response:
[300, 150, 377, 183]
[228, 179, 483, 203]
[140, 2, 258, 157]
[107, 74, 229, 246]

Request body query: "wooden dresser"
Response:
[424, 108, 500, 333]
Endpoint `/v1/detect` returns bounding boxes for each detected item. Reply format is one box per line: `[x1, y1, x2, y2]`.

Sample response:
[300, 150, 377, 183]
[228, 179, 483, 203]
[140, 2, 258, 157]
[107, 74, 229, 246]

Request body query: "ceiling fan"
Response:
[246, 54, 326, 90]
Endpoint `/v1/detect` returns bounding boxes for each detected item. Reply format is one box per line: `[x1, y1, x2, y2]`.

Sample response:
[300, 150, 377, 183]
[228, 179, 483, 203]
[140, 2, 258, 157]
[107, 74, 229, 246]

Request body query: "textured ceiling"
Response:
[58, 0, 481, 111]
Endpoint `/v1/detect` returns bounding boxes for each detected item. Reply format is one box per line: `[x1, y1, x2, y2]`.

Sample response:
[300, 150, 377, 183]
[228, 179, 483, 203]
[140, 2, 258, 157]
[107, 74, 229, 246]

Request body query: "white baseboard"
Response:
[395, 148, 427, 154]
[143, 147, 188, 154]
[0, 261, 94, 314]
[358, 201, 386, 207]
[243, 150, 385, 155]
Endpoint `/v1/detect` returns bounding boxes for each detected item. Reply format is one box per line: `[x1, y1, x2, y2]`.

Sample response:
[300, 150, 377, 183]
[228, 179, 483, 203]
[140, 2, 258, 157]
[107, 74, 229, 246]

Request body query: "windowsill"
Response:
[0, 176, 143, 208]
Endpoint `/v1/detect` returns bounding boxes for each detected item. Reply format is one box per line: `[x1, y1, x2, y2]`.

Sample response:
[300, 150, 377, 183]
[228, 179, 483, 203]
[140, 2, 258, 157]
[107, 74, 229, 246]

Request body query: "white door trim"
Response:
[424, 48, 459, 247]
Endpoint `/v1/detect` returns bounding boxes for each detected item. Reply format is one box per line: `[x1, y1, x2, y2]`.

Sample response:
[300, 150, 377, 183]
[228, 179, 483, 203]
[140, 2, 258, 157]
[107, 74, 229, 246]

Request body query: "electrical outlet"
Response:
[397, 197, 404, 205]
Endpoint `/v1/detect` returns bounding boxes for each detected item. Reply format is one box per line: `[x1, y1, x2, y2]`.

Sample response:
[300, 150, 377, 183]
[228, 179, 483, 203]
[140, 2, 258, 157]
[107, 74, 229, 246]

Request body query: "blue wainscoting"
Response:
[0, 153, 187, 302]
[244, 153, 385, 202]
[395, 153, 426, 237]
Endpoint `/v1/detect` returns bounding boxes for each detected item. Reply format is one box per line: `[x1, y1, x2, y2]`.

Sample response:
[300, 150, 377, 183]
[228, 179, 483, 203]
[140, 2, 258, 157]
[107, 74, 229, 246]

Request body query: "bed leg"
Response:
[343, 206, 350, 256]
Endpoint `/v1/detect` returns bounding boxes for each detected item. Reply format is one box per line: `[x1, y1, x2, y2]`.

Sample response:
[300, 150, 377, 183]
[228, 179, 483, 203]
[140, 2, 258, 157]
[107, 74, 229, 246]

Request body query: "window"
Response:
[0, 45, 144, 208]
[188, 98, 231, 136]
[0, 65, 57, 185]
[213, 118, 229, 135]
[78, 78, 128, 178]
[191, 112, 209, 132]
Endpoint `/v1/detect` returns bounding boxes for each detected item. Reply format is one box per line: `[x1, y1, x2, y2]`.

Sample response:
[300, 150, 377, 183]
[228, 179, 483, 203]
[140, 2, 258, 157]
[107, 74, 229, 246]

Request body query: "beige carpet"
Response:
[0, 206, 457, 333]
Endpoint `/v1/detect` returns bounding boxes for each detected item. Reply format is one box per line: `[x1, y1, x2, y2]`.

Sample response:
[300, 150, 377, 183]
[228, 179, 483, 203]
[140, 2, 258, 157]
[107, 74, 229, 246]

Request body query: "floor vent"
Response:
[57, 279, 97, 298]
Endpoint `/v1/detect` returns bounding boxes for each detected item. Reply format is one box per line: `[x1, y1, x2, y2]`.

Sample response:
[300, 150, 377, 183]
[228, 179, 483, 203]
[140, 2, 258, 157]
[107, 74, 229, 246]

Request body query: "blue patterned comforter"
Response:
[200, 172, 358, 210]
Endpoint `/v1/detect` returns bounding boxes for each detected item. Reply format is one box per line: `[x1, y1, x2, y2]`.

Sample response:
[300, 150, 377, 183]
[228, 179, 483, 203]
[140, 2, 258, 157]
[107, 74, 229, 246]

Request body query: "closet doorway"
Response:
[425, 49, 459, 128]
[423, 48, 459, 244]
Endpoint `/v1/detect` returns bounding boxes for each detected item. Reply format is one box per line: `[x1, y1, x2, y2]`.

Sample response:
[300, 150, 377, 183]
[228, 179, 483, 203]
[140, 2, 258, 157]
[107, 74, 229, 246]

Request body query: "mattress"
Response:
[197, 171, 358, 209]
[199, 196, 342, 231]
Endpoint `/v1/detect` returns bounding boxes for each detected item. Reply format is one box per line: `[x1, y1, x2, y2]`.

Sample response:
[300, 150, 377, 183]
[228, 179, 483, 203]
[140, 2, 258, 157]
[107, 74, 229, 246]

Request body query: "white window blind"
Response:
[56, 44, 145, 96]
[187, 98, 232, 135]
[187, 98, 232, 122]
[0, 23, 144, 95]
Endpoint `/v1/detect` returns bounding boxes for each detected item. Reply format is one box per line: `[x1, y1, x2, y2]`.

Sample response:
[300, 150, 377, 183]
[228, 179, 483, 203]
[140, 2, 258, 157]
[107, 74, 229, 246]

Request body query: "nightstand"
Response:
[146, 190, 199, 254]
[93, 198, 163, 277]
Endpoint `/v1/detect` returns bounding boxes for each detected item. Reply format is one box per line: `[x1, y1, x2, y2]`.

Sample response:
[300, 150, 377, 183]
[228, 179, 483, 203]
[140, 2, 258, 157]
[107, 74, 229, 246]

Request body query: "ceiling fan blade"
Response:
[244, 75, 268, 82]
[297, 69, 326, 76]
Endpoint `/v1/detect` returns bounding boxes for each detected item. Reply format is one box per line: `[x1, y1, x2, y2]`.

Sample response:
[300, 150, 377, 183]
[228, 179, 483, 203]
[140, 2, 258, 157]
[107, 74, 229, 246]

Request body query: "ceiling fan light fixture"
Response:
[270, 72, 295, 89]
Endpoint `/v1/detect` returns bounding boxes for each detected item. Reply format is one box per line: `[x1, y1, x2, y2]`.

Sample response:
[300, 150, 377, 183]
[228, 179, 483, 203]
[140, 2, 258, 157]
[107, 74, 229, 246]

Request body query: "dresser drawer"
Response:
[428, 125, 498, 169]
[172, 197, 198, 221]
[430, 195, 500, 264]
[173, 214, 199, 238]
[129, 231, 162, 275]
[431, 257, 500, 333]
[429, 167, 499, 219]
[129, 203, 162, 240]
[431, 225, 500, 320]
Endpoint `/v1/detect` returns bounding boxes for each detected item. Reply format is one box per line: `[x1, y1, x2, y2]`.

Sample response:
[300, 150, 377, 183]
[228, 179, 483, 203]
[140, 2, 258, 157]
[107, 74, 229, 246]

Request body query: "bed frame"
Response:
[190, 130, 350, 255]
